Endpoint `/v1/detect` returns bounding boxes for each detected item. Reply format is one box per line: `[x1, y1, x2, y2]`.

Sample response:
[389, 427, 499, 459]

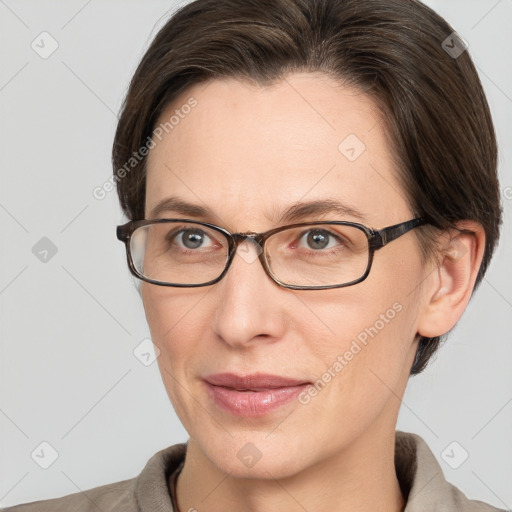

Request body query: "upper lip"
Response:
[204, 373, 311, 390]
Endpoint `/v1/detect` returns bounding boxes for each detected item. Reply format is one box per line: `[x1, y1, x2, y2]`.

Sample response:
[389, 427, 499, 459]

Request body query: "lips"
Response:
[203, 372, 311, 390]
[203, 373, 312, 417]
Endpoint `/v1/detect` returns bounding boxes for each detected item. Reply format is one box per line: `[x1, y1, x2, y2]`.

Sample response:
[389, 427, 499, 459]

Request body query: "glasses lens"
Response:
[130, 221, 229, 285]
[265, 223, 370, 287]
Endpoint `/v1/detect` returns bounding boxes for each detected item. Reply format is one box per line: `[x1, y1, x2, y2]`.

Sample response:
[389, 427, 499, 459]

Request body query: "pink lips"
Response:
[203, 372, 311, 417]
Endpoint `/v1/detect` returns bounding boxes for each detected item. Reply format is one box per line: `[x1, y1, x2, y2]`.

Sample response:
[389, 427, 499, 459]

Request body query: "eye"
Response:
[296, 228, 346, 251]
[167, 227, 217, 250]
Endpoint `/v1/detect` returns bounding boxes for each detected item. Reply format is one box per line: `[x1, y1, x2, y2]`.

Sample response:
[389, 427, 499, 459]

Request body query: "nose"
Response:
[211, 238, 287, 349]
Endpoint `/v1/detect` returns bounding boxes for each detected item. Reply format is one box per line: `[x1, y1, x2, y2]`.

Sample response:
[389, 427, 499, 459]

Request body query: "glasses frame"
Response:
[116, 217, 427, 290]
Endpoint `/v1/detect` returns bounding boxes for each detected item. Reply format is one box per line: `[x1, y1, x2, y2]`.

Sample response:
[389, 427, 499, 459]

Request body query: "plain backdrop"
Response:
[1, 0, 511, 509]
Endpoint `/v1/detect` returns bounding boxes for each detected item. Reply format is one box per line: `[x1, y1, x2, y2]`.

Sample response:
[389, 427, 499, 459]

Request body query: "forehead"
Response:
[145, 73, 410, 229]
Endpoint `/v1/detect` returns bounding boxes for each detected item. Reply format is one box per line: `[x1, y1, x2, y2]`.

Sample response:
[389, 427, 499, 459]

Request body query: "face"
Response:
[142, 73, 429, 479]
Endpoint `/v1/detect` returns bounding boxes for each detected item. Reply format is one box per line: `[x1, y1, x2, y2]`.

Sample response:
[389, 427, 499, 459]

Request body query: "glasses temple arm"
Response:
[372, 217, 427, 247]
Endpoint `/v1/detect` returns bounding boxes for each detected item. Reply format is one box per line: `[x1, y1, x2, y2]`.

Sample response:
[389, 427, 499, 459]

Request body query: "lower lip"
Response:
[204, 381, 309, 417]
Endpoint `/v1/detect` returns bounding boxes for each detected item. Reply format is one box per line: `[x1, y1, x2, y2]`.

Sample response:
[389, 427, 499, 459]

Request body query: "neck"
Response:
[175, 424, 406, 512]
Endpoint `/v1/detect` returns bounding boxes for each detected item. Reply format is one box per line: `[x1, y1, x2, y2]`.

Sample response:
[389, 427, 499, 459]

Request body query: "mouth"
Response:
[219, 387, 289, 391]
[203, 372, 311, 390]
[203, 373, 312, 417]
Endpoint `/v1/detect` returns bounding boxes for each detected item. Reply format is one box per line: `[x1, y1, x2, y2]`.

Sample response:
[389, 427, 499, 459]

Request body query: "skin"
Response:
[141, 73, 485, 512]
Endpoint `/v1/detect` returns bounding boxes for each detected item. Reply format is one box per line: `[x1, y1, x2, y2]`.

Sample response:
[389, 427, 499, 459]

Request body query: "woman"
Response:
[4, 0, 505, 510]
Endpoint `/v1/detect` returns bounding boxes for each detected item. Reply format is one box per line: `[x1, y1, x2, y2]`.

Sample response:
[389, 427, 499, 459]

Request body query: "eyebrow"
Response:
[149, 195, 367, 224]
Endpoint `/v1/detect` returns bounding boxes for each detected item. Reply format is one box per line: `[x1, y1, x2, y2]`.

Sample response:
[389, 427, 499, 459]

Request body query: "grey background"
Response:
[1, 0, 511, 509]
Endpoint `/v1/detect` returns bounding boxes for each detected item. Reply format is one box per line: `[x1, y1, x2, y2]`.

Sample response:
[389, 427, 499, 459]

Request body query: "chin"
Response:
[196, 431, 312, 480]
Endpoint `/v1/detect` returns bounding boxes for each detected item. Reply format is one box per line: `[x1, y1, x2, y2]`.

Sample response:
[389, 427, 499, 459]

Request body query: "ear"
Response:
[416, 220, 486, 338]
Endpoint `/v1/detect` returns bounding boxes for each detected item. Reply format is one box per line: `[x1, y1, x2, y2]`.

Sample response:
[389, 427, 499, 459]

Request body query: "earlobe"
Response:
[417, 221, 486, 338]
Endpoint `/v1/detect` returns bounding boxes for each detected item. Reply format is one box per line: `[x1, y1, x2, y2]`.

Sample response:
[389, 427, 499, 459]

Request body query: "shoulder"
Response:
[396, 431, 507, 512]
[1, 442, 188, 512]
[1, 478, 136, 512]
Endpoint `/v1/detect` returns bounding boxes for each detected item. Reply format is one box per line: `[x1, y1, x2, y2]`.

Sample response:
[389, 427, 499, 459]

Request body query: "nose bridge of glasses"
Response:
[231, 232, 264, 264]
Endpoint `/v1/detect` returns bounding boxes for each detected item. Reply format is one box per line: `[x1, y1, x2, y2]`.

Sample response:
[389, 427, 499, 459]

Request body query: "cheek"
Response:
[317, 294, 411, 379]
[141, 284, 208, 381]
[302, 260, 422, 396]
[141, 284, 216, 427]
[141, 283, 207, 344]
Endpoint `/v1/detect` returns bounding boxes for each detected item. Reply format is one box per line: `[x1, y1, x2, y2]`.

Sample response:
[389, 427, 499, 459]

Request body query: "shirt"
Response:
[2, 430, 506, 511]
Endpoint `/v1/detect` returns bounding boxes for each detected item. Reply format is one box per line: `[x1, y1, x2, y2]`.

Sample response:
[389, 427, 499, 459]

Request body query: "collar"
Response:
[133, 430, 502, 511]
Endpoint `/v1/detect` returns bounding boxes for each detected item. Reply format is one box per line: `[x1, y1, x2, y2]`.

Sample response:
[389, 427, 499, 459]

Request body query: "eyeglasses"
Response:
[116, 217, 427, 290]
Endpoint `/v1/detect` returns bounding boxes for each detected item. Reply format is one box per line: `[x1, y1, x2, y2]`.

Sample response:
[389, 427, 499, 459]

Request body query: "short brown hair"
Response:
[112, 0, 502, 375]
